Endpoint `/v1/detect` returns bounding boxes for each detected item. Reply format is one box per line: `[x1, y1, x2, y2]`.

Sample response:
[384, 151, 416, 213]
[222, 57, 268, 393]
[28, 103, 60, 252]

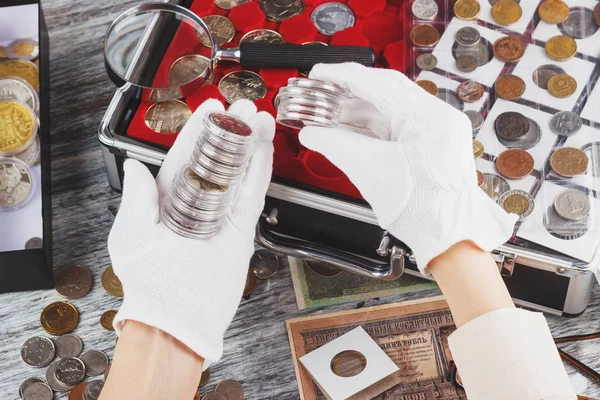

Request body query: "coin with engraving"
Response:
[482, 173, 511, 201]
[41, 302, 79, 336]
[7, 39, 39, 61]
[554, 189, 590, 221]
[214, 0, 251, 9]
[550, 111, 582, 137]
[0, 158, 34, 210]
[416, 53, 438, 70]
[199, 368, 211, 388]
[495, 75, 525, 100]
[251, 249, 280, 280]
[551, 147, 588, 177]
[22, 382, 52, 400]
[0, 60, 39, 90]
[101, 310, 117, 331]
[55, 264, 93, 300]
[83, 380, 104, 400]
[197, 15, 235, 47]
[102, 266, 124, 297]
[493, 36, 525, 62]
[242, 268, 256, 298]
[416, 80, 438, 96]
[259, 0, 305, 23]
[559, 7, 598, 39]
[299, 42, 328, 76]
[492, 0, 522, 25]
[454, 0, 481, 20]
[311, 2, 356, 35]
[169, 55, 212, 88]
[145, 100, 192, 134]
[20, 377, 45, 399]
[548, 74, 577, 98]
[46, 361, 75, 392]
[81, 350, 109, 376]
[473, 140, 484, 158]
[495, 149, 534, 179]
[69, 382, 89, 400]
[457, 80, 484, 103]
[456, 27, 481, 47]
[218, 70, 267, 104]
[215, 380, 245, 400]
[545, 35, 577, 61]
[594, 2, 600, 26]
[331, 350, 368, 377]
[410, 25, 440, 47]
[54, 334, 83, 359]
[437, 89, 464, 111]
[0, 76, 39, 113]
[495, 112, 530, 140]
[240, 29, 285, 44]
[499, 189, 534, 220]
[456, 55, 478, 72]
[20, 336, 55, 368]
[465, 110, 484, 132]
[55, 357, 86, 386]
[497, 117, 541, 150]
[412, 0, 439, 20]
[539, 0, 570, 24]
[477, 170, 485, 188]
[203, 393, 228, 400]
[532, 65, 565, 90]
[0, 100, 36, 155]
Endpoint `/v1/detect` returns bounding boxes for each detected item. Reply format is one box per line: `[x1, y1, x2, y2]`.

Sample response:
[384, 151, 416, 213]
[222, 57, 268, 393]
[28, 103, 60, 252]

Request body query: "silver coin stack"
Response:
[161, 111, 254, 239]
[276, 78, 350, 130]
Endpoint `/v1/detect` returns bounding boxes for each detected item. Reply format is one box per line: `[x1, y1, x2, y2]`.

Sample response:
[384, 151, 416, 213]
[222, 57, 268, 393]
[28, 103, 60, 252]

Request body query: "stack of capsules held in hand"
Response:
[276, 78, 350, 130]
[161, 111, 254, 239]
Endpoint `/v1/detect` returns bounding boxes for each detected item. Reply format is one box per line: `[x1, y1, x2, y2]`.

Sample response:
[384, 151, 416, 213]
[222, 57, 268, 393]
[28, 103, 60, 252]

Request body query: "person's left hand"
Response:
[107, 99, 275, 366]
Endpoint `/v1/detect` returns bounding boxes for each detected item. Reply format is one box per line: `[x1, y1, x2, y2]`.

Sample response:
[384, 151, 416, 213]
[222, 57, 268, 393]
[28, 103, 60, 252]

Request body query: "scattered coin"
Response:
[477, 170, 485, 188]
[454, 0, 481, 20]
[545, 204, 589, 239]
[104, 363, 111, 381]
[20, 336, 55, 368]
[0, 76, 39, 113]
[40, 302, 79, 336]
[409, 24, 440, 47]
[69, 382, 89, 400]
[550, 147, 588, 177]
[0, 100, 36, 155]
[197, 15, 236, 47]
[545, 35, 577, 61]
[539, 0, 570, 24]
[55, 264, 93, 300]
[495, 75, 525, 100]
[305, 259, 343, 278]
[550, 111, 583, 137]
[214, 0, 251, 10]
[547, 74, 577, 98]
[456, 27, 481, 47]
[101, 310, 117, 331]
[218, 70, 267, 104]
[456, 55, 478, 72]
[46, 361, 75, 392]
[594, 3, 600, 26]
[240, 29, 285, 44]
[215, 380, 245, 400]
[54, 333, 83, 358]
[242, 269, 257, 298]
[169, 55, 213, 88]
[416, 53, 438, 70]
[331, 350, 368, 377]
[55, 357, 86, 386]
[311, 2, 356, 35]
[554, 189, 590, 221]
[19, 377, 45, 399]
[22, 382, 52, 400]
[493, 36, 525, 62]
[145, 100, 192, 134]
[259, 0, 305, 23]
[457, 80, 484, 103]
[203, 393, 228, 400]
[465, 110, 484, 132]
[495, 111, 530, 140]
[0, 158, 34, 210]
[199, 368, 211, 388]
[24, 236, 42, 249]
[437, 89, 465, 111]
[83, 380, 104, 400]
[559, 7, 598, 39]
[412, 0, 439, 20]
[102, 265, 124, 297]
[251, 249, 280, 280]
[416, 80, 439, 96]
[482, 173, 511, 201]
[491, 0, 522, 25]
[80, 350, 110, 376]
[495, 149, 534, 179]
[532, 65, 565, 90]
[499, 189, 534, 220]
[473, 140, 484, 158]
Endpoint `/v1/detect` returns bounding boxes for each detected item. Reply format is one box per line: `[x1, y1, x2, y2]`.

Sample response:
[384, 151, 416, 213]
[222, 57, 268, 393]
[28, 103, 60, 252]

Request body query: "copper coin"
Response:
[495, 149, 534, 179]
[40, 302, 79, 336]
[539, 0, 570, 24]
[456, 55, 478, 72]
[457, 80, 484, 102]
[242, 268, 256, 298]
[55, 265, 93, 300]
[101, 310, 117, 331]
[550, 147, 588, 177]
[102, 266, 124, 297]
[410, 25, 440, 47]
[197, 15, 236, 47]
[594, 3, 600, 26]
[416, 80, 439, 96]
[477, 170, 485, 187]
[493, 36, 525, 62]
[548, 74, 577, 98]
[494, 75, 525, 100]
[491, 0, 523, 26]
[473, 140, 484, 158]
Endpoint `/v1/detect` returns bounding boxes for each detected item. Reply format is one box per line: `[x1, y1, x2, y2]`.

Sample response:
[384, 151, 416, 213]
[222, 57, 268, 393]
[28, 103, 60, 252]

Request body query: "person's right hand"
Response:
[299, 63, 518, 273]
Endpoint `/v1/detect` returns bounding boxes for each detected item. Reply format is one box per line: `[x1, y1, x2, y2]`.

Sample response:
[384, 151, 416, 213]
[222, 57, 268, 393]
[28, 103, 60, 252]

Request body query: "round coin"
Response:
[456, 55, 478, 72]
[465, 110, 484, 132]
[546, 205, 588, 240]
[80, 350, 109, 376]
[197, 15, 235, 47]
[203, 393, 228, 400]
[199, 368, 211, 388]
[545, 35, 577, 61]
[311, 2, 356, 35]
[169, 55, 212, 88]
[54, 334, 83, 358]
[473, 140, 484, 158]
[20, 377, 45, 399]
[0, 158, 35, 210]
[0, 100, 36, 155]
[240, 29, 285, 44]
[102, 265, 124, 297]
[454, 0, 481, 20]
[499, 189, 534, 220]
[55, 357, 86, 386]
[477, 170, 485, 187]
[559, 7, 598, 39]
[101, 310, 117, 331]
[495, 149, 534, 179]
[594, 2, 600, 26]
[491, 0, 523, 25]
[547, 74, 577, 98]
[550, 111, 582, 137]
[22, 382, 52, 400]
[69, 382, 89, 400]
[7, 39, 39, 61]
[214, 0, 251, 9]
[532, 65, 565, 90]
[554, 189, 590, 221]
[0, 76, 39, 113]
[495, 111, 530, 140]
[412, 0, 439, 20]
[83, 380, 104, 400]
[331, 350, 368, 377]
[410, 25, 440, 47]
[242, 268, 256, 298]
[498, 117, 541, 150]
[259, 0, 305, 23]
[20, 336, 55, 368]
[416, 53, 438, 70]
[495, 75, 525, 100]
[40, 302, 79, 336]
[46, 361, 75, 392]
[251, 249, 280, 280]
[55, 264, 93, 299]
[215, 380, 245, 400]
[539, 0, 570, 24]
[145, 100, 192, 134]
[218, 70, 267, 104]
[493, 36, 525, 62]
[0, 60, 39, 90]
[457, 80, 484, 102]
[456, 27, 481, 47]
[550, 147, 588, 177]
[416, 80, 438, 96]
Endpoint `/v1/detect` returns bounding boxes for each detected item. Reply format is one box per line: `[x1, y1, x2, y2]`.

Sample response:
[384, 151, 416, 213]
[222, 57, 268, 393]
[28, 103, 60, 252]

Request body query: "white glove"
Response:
[107, 99, 275, 366]
[299, 63, 518, 273]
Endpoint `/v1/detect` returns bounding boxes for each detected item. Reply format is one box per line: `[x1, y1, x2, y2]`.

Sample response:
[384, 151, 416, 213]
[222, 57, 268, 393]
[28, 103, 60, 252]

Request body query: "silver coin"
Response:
[416, 53, 437, 71]
[83, 380, 105, 400]
[80, 350, 109, 376]
[465, 110, 484, 132]
[310, 2, 356, 35]
[456, 55, 478, 72]
[22, 382, 52, 400]
[0, 77, 39, 113]
[215, 379, 245, 400]
[0, 158, 34, 210]
[240, 29, 285, 44]
[545, 205, 588, 239]
[54, 334, 83, 358]
[481, 173, 511, 201]
[411, 0, 439, 20]
[495, 111, 530, 140]
[46, 361, 75, 392]
[550, 111, 583, 137]
[498, 189, 535, 220]
[251, 249, 280, 279]
[436, 89, 464, 111]
[7, 39, 39, 61]
[456, 27, 480, 47]
[55, 357, 86, 386]
[496, 118, 541, 151]
[19, 377, 45, 399]
[20, 336, 55, 368]
[14, 134, 40, 167]
[554, 189, 590, 221]
[559, 7, 598, 39]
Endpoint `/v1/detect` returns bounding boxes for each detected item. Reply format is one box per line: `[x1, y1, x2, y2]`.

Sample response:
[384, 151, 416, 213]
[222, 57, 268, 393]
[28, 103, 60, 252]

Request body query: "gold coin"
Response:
[491, 0, 523, 26]
[548, 74, 577, 98]
[101, 310, 117, 331]
[0, 60, 39, 90]
[454, 0, 481, 20]
[545, 35, 577, 61]
[416, 80, 438, 96]
[0, 46, 6, 59]
[14, 43, 35, 58]
[41, 302, 79, 336]
[473, 140, 484, 158]
[502, 193, 530, 215]
[538, 0, 570, 24]
[102, 266, 124, 297]
[145, 100, 192, 134]
[495, 75, 526, 100]
[214, 0, 251, 10]
[0, 101, 36, 155]
[550, 147, 588, 177]
[197, 15, 236, 47]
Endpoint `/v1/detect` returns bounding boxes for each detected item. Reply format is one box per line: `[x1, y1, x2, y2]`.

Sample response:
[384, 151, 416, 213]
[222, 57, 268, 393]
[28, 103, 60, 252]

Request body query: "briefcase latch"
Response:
[492, 251, 516, 278]
[377, 233, 406, 278]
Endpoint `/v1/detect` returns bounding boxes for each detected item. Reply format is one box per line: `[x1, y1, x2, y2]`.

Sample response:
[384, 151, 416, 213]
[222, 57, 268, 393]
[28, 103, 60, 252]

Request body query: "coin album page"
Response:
[0, 4, 43, 253]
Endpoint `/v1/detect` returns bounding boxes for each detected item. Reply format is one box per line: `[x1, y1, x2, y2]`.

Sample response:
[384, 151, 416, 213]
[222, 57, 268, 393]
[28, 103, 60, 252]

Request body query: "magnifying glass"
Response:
[105, 3, 376, 102]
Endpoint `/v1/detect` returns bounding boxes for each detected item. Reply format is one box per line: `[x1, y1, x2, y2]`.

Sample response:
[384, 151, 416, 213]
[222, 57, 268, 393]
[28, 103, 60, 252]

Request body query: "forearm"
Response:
[99, 321, 204, 400]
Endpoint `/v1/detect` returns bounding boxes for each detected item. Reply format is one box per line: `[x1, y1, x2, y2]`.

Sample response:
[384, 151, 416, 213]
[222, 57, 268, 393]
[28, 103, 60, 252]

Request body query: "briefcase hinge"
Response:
[492, 251, 516, 277]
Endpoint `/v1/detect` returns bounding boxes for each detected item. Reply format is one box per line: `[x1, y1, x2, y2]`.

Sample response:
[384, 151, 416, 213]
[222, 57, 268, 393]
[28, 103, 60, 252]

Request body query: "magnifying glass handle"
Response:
[238, 43, 376, 69]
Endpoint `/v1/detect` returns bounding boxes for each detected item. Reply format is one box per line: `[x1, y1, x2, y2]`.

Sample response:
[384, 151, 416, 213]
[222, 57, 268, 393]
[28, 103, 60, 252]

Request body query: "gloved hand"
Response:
[107, 99, 275, 366]
[299, 63, 518, 273]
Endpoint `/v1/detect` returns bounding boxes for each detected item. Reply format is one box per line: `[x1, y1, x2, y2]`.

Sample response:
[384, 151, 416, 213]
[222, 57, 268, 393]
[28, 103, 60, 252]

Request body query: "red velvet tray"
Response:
[126, 0, 414, 200]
